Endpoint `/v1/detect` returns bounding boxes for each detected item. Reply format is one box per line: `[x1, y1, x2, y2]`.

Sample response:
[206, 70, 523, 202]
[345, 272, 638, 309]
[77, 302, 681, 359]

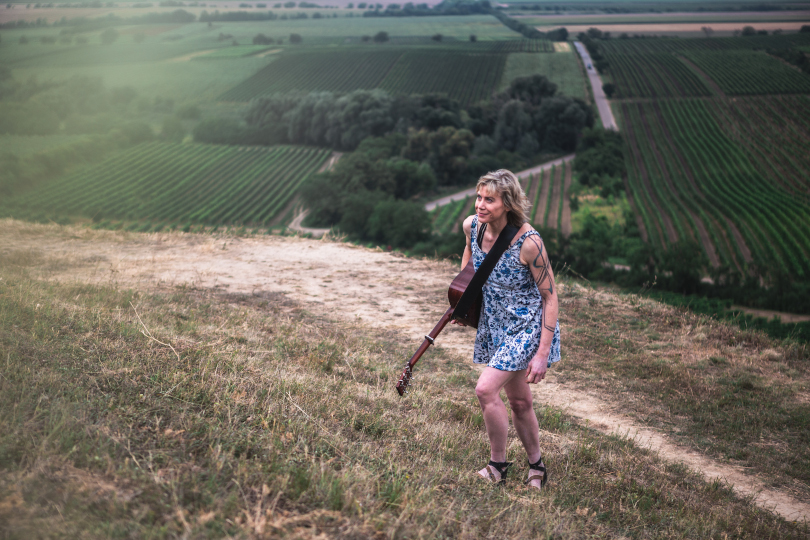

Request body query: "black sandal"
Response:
[525, 457, 548, 489]
[481, 460, 512, 485]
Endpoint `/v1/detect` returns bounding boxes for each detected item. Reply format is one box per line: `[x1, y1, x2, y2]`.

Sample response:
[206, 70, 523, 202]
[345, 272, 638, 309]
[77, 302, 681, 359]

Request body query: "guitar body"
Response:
[448, 260, 480, 329]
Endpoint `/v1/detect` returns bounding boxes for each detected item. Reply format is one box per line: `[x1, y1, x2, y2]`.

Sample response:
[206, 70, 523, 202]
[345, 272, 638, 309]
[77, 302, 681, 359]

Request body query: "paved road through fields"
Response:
[574, 41, 618, 131]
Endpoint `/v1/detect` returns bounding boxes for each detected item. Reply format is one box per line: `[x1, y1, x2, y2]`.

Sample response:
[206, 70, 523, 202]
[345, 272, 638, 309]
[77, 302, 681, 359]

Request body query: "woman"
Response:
[455, 169, 561, 490]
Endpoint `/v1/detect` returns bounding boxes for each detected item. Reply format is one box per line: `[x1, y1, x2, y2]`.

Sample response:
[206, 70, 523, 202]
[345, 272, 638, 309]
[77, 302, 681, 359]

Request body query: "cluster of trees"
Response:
[265, 77, 592, 250]
[489, 9, 567, 41]
[767, 46, 810, 76]
[573, 128, 625, 198]
[300, 133, 434, 246]
[196, 76, 592, 183]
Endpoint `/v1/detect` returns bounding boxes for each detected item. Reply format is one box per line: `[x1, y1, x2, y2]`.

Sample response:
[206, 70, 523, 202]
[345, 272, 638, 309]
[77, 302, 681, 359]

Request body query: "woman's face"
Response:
[475, 186, 508, 225]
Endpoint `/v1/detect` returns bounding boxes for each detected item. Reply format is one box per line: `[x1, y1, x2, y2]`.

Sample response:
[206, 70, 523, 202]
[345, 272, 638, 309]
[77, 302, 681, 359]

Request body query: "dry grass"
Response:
[1, 251, 807, 538]
[557, 282, 810, 502]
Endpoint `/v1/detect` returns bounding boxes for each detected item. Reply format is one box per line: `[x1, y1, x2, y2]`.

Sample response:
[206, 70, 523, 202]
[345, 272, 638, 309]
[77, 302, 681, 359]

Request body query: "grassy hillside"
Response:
[0, 223, 807, 537]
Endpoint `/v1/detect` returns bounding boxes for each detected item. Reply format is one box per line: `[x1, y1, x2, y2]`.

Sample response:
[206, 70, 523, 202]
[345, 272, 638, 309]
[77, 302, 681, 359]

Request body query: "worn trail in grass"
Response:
[1, 220, 808, 534]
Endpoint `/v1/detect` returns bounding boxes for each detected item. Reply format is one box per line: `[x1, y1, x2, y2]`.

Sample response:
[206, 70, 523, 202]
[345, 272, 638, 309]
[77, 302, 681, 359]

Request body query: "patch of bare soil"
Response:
[2, 219, 808, 523]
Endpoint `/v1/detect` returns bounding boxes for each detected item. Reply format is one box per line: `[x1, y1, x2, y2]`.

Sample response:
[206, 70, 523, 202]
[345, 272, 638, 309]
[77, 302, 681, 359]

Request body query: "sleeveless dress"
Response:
[471, 216, 561, 371]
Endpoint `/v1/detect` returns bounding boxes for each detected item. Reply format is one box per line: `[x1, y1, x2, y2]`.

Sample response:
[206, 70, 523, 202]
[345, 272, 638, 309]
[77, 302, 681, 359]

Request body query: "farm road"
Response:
[574, 41, 618, 131]
[5, 221, 808, 523]
[424, 154, 575, 211]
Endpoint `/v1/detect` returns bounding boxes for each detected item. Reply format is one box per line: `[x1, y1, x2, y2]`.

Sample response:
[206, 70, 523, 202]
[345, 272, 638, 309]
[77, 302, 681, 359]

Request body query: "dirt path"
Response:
[3, 221, 808, 523]
[287, 209, 330, 238]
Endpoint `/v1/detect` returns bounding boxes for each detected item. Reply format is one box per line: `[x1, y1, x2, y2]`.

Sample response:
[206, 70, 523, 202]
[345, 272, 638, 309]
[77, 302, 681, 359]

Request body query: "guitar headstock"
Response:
[395, 364, 413, 396]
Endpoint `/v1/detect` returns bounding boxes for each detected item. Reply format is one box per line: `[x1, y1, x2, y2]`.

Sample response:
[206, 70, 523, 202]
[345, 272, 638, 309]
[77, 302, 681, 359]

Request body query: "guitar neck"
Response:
[405, 306, 454, 369]
[396, 306, 454, 396]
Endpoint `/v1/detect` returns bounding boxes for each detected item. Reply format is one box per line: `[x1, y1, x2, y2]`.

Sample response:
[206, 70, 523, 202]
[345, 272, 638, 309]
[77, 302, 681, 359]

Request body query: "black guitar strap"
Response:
[453, 221, 519, 324]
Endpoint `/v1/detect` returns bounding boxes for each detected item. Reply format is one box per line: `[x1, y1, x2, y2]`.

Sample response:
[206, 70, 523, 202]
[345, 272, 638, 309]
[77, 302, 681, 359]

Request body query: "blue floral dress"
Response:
[471, 216, 561, 371]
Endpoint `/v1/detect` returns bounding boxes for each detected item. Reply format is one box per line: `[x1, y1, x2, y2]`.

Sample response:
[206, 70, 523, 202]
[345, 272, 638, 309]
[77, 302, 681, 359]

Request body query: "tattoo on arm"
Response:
[527, 236, 556, 333]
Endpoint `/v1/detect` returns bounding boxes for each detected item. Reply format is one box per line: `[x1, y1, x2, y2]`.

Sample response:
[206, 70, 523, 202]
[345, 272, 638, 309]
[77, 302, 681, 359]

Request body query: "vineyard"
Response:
[599, 32, 810, 55]
[377, 52, 505, 105]
[430, 160, 573, 236]
[218, 50, 404, 101]
[5, 143, 332, 230]
[620, 98, 810, 277]
[599, 29, 810, 280]
[682, 50, 810, 95]
[220, 49, 507, 105]
[603, 52, 710, 98]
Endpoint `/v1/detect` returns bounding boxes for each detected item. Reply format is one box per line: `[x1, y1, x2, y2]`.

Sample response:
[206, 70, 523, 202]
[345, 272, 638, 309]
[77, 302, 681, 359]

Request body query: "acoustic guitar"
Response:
[395, 261, 480, 396]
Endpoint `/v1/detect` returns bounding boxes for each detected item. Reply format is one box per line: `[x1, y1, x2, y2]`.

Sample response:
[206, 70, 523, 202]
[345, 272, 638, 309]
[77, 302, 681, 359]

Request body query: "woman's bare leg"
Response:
[474, 367, 521, 480]
[504, 374, 545, 489]
[503, 374, 541, 463]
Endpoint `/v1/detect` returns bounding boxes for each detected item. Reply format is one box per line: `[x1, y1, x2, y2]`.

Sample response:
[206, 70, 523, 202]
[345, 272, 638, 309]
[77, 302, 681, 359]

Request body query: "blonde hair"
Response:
[476, 169, 530, 228]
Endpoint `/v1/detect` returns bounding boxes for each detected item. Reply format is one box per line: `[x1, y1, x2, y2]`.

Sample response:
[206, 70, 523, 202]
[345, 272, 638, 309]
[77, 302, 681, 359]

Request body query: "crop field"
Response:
[498, 51, 587, 98]
[220, 49, 508, 105]
[621, 98, 810, 276]
[683, 50, 810, 95]
[599, 32, 810, 54]
[377, 51, 505, 105]
[4, 143, 332, 229]
[218, 49, 404, 100]
[602, 52, 710, 98]
[600, 30, 810, 277]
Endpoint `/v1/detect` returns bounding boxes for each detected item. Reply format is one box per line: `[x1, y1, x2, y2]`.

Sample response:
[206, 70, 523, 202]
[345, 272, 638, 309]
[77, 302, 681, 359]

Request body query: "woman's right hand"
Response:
[450, 319, 467, 327]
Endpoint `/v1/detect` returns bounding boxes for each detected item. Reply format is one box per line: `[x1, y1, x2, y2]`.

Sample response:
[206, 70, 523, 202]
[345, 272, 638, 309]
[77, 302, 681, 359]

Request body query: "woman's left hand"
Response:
[526, 356, 548, 384]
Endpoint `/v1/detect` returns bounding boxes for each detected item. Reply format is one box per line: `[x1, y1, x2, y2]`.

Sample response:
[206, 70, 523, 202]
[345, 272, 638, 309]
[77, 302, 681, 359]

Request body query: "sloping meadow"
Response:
[0, 241, 806, 538]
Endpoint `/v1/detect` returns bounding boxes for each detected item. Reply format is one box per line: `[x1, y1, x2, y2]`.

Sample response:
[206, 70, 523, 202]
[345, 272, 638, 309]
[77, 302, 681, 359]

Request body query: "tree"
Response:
[660, 240, 708, 295]
[100, 27, 118, 45]
[289, 33, 302, 43]
[741, 25, 756, 36]
[701, 26, 713, 38]
[469, 34, 477, 42]
[372, 31, 388, 43]
[602, 83, 615, 98]
[366, 199, 430, 248]
[431, 33, 442, 42]
[253, 33, 273, 44]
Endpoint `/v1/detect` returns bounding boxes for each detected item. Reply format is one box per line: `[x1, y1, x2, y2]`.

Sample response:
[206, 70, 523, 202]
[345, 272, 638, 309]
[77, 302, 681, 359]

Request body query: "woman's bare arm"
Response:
[521, 234, 559, 383]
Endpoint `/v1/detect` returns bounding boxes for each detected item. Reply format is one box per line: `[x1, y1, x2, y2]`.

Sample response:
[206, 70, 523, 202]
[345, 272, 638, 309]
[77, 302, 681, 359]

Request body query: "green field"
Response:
[499, 51, 587, 98]
[4, 143, 332, 228]
[683, 50, 810, 95]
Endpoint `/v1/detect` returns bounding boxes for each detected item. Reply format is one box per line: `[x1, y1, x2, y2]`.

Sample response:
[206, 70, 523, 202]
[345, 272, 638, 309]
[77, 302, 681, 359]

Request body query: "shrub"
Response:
[100, 27, 118, 45]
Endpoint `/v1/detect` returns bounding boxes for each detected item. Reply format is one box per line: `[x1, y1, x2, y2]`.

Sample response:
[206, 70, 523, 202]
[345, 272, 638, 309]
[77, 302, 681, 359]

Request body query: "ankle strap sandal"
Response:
[482, 460, 512, 485]
[525, 457, 548, 488]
